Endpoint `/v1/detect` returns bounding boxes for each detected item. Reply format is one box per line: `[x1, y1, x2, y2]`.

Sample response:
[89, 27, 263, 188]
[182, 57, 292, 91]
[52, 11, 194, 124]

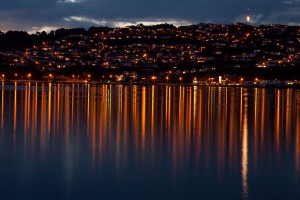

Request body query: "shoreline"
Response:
[1, 79, 300, 89]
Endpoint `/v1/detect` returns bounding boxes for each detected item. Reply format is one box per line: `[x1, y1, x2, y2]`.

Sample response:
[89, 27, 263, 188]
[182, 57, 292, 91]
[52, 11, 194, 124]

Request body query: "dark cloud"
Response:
[0, 0, 299, 32]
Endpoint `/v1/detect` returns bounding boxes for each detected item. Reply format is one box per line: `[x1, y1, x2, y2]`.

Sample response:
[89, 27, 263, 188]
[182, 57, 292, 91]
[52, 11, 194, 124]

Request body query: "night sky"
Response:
[0, 0, 299, 32]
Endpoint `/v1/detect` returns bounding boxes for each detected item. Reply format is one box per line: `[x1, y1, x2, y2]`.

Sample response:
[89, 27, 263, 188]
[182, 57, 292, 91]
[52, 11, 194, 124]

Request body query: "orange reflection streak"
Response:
[260, 89, 265, 150]
[217, 88, 227, 172]
[195, 87, 203, 170]
[1, 82, 4, 128]
[192, 86, 197, 134]
[285, 89, 292, 149]
[88, 86, 97, 167]
[296, 92, 300, 177]
[166, 86, 171, 145]
[241, 89, 249, 200]
[115, 85, 123, 171]
[31, 83, 38, 149]
[53, 85, 57, 139]
[132, 86, 138, 155]
[174, 86, 185, 170]
[181, 87, 193, 164]
[141, 86, 146, 159]
[65, 85, 70, 155]
[40, 84, 46, 156]
[56, 84, 61, 139]
[229, 88, 238, 171]
[171, 86, 187, 174]
[122, 86, 128, 167]
[71, 84, 75, 128]
[253, 88, 258, 170]
[204, 87, 212, 170]
[192, 86, 198, 169]
[151, 86, 155, 155]
[185, 88, 192, 162]
[40, 84, 50, 153]
[98, 85, 108, 167]
[23, 83, 30, 152]
[87, 84, 90, 135]
[47, 83, 52, 135]
[13, 82, 17, 151]
[275, 89, 281, 152]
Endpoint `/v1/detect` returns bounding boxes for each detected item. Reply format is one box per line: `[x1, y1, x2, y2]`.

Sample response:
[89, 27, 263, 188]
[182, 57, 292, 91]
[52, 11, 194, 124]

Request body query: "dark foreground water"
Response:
[0, 82, 299, 200]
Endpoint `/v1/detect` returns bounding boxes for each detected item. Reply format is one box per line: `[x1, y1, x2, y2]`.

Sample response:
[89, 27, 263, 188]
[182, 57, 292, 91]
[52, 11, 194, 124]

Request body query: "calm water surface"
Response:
[0, 83, 299, 200]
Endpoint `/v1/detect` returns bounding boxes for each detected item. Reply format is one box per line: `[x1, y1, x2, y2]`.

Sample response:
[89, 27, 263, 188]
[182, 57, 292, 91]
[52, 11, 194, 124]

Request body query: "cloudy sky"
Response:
[0, 0, 300, 32]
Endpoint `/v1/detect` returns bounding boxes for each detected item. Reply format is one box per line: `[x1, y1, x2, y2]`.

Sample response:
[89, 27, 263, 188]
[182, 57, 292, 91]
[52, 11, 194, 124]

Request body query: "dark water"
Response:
[0, 82, 299, 200]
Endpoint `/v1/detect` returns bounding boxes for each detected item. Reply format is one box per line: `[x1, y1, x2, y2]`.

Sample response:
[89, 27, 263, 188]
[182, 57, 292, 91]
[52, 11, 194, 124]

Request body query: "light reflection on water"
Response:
[0, 83, 299, 200]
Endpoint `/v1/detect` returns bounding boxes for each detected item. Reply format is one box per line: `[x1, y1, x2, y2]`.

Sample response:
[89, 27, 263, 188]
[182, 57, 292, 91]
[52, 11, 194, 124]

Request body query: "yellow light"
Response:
[1, 74, 4, 78]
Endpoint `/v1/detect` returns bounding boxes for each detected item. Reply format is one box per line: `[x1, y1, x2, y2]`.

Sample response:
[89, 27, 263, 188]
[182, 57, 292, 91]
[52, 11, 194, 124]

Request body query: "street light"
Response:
[166, 76, 169, 84]
[179, 77, 182, 84]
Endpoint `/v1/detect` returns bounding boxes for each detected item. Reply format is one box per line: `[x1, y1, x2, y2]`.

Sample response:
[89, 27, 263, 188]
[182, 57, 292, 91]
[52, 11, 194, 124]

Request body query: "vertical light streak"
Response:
[1, 82, 4, 128]
[115, 85, 123, 171]
[31, 83, 38, 148]
[229, 89, 236, 170]
[122, 86, 128, 167]
[13, 82, 17, 151]
[53, 84, 57, 139]
[40, 84, 46, 156]
[165, 86, 171, 142]
[87, 84, 90, 135]
[260, 89, 266, 148]
[241, 89, 249, 200]
[285, 89, 292, 148]
[89, 86, 97, 167]
[71, 84, 75, 128]
[48, 83, 52, 135]
[141, 86, 146, 156]
[65, 85, 70, 154]
[253, 88, 258, 169]
[151, 86, 155, 153]
[275, 90, 281, 152]
[296, 92, 300, 177]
